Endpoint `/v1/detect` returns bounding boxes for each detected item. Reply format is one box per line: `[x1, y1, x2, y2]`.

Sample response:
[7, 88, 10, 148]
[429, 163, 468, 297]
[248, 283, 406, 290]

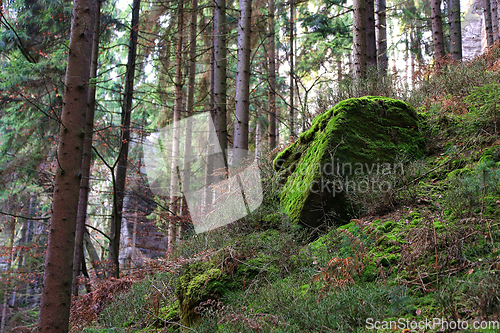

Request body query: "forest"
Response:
[1, 0, 500, 331]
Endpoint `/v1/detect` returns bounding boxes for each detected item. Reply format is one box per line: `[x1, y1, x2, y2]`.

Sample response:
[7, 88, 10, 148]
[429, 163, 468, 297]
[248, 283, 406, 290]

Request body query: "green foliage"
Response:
[444, 159, 500, 217]
[196, 277, 415, 332]
[465, 83, 500, 134]
[98, 272, 178, 329]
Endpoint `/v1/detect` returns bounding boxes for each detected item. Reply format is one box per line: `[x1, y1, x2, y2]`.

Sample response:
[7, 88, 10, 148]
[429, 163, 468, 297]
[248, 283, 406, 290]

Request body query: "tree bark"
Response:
[267, 0, 277, 150]
[449, 0, 462, 60]
[289, 0, 295, 138]
[366, 0, 377, 71]
[431, 0, 446, 61]
[0, 218, 15, 333]
[486, 0, 495, 46]
[375, 0, 388, 76]
[233, 0, 252, 165]
[84, 229, 104, 277]
[178, 0, 198, 240]
[490, 0, 499, 41]
[38, 0, 96, 331]
[108, 0, 140, 277]
[167, 0, 185, 257]
[203, 28, 215, 214]
[72, 0, 101, 296]
[353, 0, 367, 79]
[213, 0, 228, 180]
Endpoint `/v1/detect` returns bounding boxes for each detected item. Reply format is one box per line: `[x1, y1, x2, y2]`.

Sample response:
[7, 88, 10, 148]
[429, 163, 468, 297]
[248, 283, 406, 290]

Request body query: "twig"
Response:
[0, 211, 50, 221]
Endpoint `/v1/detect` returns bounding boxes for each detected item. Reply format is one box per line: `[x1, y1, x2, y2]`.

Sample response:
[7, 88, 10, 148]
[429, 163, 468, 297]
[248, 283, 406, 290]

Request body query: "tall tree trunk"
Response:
[267, 0, 277, 150]
[84, 229, 103, 276]
[336, 56, 342, 82]
[0, 218, 15, 333]
[431, 0, 445, 61]
[366, 0, 377, 71]
[108, 0, 140, 277]
[491, 0, 499, 41]
[289, 0, 295, 138]
[233, 0, 252, 165]
[375, 0, 388, 76]
[213, 0, 228, 178]
[204, 30, 215, 214]
[255, 107, 262, 159]
[72, 0, 101, 296]
[449, 0, 462, 60]
[167, 0, 185, 257]
[38, 0, 96, 331]
[178, 0, 197, 240]
[353, 0, 367, 79]
[486, 0, 495, 46]
[213, 0, 227, 148]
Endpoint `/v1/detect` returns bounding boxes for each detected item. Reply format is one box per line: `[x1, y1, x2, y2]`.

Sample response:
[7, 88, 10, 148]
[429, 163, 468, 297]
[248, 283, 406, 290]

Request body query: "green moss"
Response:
[433, 220, 445, 231]
[236, 254, 280, 279]
[363, 262, 377, 282]
[176, 262, 227, 328]
[377, 220, 396, 233]
[275, 97, 426, 227]
[159, 300, 180, 322]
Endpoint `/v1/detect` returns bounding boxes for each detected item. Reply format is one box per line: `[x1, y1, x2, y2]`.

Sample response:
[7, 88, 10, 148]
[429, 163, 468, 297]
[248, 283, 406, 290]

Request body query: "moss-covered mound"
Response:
[274, 96, 425, 227]
[175, 262, 228, 328]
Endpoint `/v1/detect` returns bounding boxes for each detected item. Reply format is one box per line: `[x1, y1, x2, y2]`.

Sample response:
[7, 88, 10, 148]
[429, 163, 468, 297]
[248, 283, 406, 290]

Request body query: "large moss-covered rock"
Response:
[274, 96, 425, 227]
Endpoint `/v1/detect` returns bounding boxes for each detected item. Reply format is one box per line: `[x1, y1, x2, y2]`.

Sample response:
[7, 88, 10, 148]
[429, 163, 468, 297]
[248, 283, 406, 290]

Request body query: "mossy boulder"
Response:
[175, 262, 228, 328]
[274, 96, 425, 227]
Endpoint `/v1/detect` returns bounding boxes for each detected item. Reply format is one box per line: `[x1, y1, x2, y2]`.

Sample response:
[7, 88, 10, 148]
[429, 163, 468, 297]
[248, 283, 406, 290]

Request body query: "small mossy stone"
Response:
[274, 97, 425, 227]
[176, 263, 226, 328]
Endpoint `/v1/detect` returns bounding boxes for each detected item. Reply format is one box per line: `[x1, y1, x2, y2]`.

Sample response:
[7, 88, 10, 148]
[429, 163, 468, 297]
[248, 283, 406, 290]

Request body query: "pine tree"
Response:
[431, 0, 445, 61]
[38, 0, 96, 331]
[233, 0, 252, 165]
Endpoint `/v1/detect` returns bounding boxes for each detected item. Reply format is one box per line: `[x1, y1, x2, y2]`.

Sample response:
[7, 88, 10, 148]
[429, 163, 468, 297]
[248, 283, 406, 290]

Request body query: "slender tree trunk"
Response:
[108, 0, 140, 277]
[178, 0, 197, 240]
[204, 31, 215, 213]
[275, 54, 280, 146]
[167, 0, 184, 257]
[491, 0, 499, 40]
[213, 0, 228, 178]
[233, 0, 252, 165]
[353, 0, 367, 79]
[39, 0, 96, 331]
[375, 0, 388, 76]
[486, 0, 495, 46]
[448, 0, 462, 60]
[431, 0, 446, 61]
[255, 107, 262, 159]
[72, 0, 101, 296]
[0, 218, 15, 333]
[267, 0, 277, 150]
[366, 0, 377, 71]
[289, 0, 295, 138]
[336, 56, 342, 82]
[84, 229, 104, 276]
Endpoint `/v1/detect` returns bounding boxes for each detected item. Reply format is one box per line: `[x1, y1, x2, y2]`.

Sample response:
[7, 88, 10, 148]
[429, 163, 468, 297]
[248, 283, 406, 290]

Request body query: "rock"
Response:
[176, 262, 227, 328]
[273, 96, 425, 227]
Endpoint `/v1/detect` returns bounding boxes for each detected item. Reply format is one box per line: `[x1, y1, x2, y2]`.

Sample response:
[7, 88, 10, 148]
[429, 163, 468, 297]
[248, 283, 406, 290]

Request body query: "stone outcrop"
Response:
[273, 97, 425, 228]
